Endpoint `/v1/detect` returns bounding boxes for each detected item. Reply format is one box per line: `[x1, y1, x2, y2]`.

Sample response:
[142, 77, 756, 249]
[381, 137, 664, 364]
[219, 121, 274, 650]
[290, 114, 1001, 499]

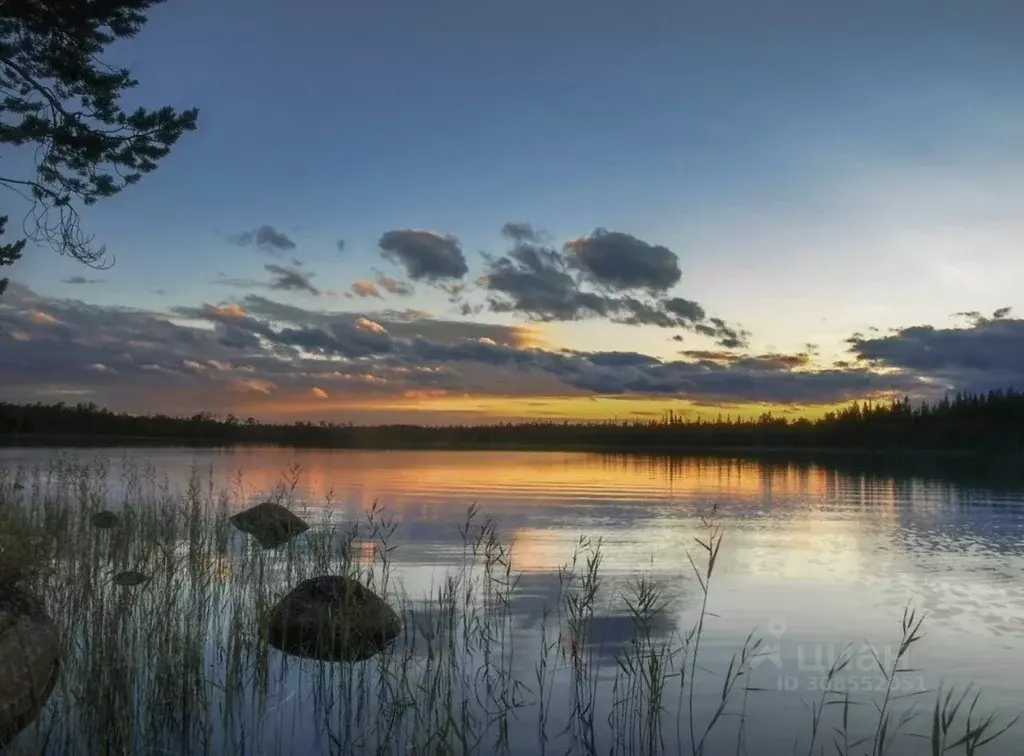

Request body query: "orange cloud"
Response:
[231, 378, 276, 395]
[312, 387, 329, 399]
[355, 317, 387, 334]
[204, 303, 247, 319]
[27, 309, 60, 325]
[351, 280, 382, 298]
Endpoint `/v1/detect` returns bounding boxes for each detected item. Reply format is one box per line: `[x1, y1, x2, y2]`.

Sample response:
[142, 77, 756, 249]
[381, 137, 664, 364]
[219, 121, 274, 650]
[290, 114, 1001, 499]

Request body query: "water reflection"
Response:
[2, 447, 1024, 754]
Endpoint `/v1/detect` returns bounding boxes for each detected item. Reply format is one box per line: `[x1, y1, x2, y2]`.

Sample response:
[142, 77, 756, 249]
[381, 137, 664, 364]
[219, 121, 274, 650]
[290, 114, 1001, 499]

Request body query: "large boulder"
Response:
[0, 583, 60, 747]
[263, 575, 401, 662]
[229, 502, 310, 549]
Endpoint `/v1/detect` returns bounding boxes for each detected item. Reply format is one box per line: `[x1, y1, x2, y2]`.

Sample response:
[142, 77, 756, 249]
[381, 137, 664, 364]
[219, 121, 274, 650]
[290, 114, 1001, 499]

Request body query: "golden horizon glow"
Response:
[236, 392, 886, 425]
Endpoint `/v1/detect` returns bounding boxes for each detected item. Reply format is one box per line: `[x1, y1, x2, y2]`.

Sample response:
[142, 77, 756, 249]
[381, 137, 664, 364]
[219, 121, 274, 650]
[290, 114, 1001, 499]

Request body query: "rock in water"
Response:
[229, 502, 310, 549]
[264, 575, 401, 662]
[0, 584, 60, 747]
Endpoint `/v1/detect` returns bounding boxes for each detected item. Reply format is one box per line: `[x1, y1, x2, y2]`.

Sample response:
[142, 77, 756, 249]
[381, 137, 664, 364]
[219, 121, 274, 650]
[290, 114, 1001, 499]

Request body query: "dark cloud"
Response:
[501, 222, 543, 244]
[847, 308, 1024, 393]
[61, 276, 105, 285]
[680, 350, 736, 362]
[264, 264, 319, 295]
[481, 228, 745, 348]
[663, 297, 705, 323]
[587, 351, 662, 367]
[229, 225, 297, 254]
[681, 350, 811, 370]
[336, 239, 346, 252]
[215, 265, 320, 296]
[484, 244, 604, 321]
[379, 230, 468, 281]
[564, 229, 681, 292]
[560, 356, 920, 404]
[693, 317, 749, 349]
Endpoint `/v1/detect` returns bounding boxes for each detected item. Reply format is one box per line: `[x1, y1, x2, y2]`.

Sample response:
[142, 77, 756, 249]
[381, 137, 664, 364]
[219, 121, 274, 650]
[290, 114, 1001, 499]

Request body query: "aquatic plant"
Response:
[0, 456, 1018, 754]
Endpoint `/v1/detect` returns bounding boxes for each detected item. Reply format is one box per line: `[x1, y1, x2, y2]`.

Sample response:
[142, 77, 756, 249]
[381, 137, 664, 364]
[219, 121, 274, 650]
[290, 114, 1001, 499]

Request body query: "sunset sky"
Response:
[3, 0, 1024, 424]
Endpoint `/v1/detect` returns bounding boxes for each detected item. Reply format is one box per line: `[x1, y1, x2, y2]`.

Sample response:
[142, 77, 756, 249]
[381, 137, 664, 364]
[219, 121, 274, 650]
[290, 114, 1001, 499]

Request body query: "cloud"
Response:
[336, 239, 346, 252]
[61, 276, 105, 285]
[481, 227, 746, 347]
[379, 229, 468, 281]
[312, 387, 329, 399]
[229, 225, 297, 253]
[681, 350, 811, 370]
[693, 317, 750, 350]
[232, 378, 276, 395]
[1, 283, 965, 416]
[484, 242, 606, 321]
[203, 302, 247, 319]
[847, 307, 1024, 393]
[375, 274, 414, 296]
[264, 264, 319, 295]
[501, 222, 544, 244]
[351, 280, 383, 298]
[28, 309, 61, 325]
[564, 229, 682, 292]
[663, 297, 706, 322]
[218, 266, 320, 296]
[355, 317, 387, 334]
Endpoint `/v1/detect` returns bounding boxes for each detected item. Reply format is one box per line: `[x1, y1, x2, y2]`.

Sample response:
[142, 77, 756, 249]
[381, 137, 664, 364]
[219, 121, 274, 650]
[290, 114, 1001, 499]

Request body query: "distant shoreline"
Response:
[1, 433, 1018, 459]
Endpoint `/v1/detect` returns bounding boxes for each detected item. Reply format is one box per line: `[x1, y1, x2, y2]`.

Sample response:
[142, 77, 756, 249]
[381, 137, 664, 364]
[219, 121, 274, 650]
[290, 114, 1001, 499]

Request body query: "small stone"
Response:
[90, 511, 119, 529]
[0, 584, 60, 747]
[263, 575, 401, 662]
[229, 502, 309, 549]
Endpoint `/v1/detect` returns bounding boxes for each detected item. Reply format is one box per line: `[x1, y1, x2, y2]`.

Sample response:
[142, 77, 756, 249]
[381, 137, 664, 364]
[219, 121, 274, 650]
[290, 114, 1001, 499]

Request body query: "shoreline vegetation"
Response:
[2, 388, 1024, 455]
[0, 458, 1020, 754]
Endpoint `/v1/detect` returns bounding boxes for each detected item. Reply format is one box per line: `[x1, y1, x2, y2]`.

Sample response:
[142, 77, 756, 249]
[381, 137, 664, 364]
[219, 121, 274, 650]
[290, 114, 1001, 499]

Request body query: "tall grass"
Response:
[0, 455, 1019, 755]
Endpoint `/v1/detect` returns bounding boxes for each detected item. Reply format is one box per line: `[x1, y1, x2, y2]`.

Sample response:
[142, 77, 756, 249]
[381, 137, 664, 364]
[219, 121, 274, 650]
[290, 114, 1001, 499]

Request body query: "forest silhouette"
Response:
[2, 388, 1022, 452]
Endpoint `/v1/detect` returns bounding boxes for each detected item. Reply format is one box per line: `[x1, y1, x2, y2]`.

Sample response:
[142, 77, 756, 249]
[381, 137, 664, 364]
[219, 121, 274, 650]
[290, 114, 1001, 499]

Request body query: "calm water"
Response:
[3, 446, 1024, 755]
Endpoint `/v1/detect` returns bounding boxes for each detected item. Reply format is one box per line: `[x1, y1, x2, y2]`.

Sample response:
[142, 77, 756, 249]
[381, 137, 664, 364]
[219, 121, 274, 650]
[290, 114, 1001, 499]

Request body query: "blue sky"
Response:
[4, 0, 1024, 422]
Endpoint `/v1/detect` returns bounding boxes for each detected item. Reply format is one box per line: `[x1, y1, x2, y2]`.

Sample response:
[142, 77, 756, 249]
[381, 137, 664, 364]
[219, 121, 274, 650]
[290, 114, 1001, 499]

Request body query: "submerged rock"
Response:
[0, 583, 60, 747]
[90, 511, 119, 529]
[229, 502, 309, 549]
[264, 575, 401, 662]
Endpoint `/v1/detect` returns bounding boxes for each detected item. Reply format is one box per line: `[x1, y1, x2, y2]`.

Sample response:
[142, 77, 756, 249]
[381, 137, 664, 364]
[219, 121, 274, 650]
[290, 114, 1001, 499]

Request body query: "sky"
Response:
[3, 0, 1024, 424]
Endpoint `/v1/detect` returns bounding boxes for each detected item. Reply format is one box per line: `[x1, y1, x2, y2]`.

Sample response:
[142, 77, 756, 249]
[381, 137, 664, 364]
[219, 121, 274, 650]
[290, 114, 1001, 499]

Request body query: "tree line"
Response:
[1, 388, 1023, 452]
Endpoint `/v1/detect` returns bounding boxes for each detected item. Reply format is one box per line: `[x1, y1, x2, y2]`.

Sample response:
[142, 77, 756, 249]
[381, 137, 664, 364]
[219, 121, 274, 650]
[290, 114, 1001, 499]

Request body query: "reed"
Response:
[0, 455, 1018, 755]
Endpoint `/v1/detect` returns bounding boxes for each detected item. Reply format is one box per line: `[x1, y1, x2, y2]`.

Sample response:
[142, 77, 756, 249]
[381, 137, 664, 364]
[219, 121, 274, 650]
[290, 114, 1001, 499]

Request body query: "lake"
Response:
[2, 446, 1023, 755]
